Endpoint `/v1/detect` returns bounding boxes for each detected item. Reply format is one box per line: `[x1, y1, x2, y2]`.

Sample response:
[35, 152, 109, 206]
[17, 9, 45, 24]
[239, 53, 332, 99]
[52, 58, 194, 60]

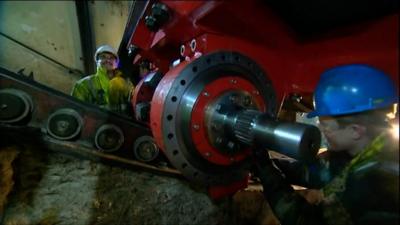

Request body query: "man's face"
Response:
[96, 52, 117, 71]
[317, 117, 354, 152]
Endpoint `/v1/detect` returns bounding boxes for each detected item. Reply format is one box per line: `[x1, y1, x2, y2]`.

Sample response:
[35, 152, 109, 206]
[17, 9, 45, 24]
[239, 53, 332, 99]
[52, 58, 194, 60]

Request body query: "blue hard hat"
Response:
[307, 64, 398, 118]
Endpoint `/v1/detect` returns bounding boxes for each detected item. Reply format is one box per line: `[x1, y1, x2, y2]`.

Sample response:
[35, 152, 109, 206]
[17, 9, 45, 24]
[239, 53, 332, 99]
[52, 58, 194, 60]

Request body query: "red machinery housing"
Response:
[0, 0, 397, 199]
[125, 0, 398, 197]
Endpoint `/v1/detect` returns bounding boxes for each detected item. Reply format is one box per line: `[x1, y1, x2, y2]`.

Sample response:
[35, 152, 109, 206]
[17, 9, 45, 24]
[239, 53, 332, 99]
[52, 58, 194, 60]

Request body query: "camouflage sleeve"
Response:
[255, 162, 325, 225]
[272, 158, 309, 186]
[344, 160, 399, 225]
[272, 157, 326, 188]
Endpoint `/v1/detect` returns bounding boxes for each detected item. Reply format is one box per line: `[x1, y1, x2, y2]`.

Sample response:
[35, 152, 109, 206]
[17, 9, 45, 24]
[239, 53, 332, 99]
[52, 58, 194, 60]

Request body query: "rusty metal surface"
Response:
[0, 123, 183, 179]
[0, 66, 157, 164]
[43, 136, 183, 179]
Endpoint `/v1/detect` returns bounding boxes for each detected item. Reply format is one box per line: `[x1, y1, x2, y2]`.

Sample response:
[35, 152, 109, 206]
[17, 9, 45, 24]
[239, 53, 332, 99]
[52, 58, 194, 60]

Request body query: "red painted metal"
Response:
[129, 0, 399, 198]
[190, 76, 266, 165]
[129, 1, 398, 103]
[131, 78, 153, 121]
[208, 174, 250, 200]
[150, 60, 190, 151]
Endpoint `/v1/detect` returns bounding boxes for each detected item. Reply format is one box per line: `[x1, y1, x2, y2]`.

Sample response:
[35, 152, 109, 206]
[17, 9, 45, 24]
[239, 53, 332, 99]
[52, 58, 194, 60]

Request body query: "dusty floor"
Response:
[0, 133, 279, 225]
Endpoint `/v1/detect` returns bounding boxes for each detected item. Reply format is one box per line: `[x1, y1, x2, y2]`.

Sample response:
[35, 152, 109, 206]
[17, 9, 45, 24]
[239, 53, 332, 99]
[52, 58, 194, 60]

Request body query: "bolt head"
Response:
[243, 96, 252, 107]
[193, 124, 200, 130]
[190, 39, 196, 52]
[180, 45, 185, 56]
[229, 95, 237, 103]
[211, 123, 221, 131]
[215, 104, 222, 112]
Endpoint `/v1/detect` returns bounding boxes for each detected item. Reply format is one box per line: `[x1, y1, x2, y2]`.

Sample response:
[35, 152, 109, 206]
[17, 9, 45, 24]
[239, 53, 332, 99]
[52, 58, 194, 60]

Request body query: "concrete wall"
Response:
[90, 1, 132, 50]
[0, 1, 132, 94]
[0, 1, 84, 94]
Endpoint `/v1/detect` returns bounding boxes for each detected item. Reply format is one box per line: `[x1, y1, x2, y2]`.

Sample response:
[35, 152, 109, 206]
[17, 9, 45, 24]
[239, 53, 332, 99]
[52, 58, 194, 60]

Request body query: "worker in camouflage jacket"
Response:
[254, 64, 399, 225]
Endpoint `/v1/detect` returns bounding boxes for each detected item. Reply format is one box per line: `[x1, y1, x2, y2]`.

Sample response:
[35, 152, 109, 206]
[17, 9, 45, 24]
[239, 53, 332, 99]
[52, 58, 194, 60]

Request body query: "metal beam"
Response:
[118, 1, 150, 83]
[75, 0, 95, 76]
[0, 31, 84, 76]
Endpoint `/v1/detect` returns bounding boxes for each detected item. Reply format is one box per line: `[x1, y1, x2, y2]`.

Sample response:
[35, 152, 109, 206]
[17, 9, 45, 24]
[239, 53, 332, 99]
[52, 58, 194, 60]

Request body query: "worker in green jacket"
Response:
[71, 44, 133, 114]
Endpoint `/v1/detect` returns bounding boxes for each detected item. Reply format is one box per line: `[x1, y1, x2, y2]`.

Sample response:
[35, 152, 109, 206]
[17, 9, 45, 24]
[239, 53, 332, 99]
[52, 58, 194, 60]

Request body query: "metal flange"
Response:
[190, 76, 265, 166]
[150, 51, 277, 185]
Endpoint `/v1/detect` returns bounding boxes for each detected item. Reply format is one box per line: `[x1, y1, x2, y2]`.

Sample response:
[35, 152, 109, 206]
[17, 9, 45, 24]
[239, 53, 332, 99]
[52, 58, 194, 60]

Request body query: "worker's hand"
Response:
[252, 148, 294, 205]
[252, 147, 273, 167]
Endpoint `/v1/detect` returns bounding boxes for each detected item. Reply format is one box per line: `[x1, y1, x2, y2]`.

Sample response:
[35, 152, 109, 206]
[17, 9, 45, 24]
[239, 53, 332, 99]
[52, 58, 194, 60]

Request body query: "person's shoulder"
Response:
[75, 75, 96, 85]
[376, 160, 399, 176]
[352, 156, 399, 181]
[374, 132, 399, 174]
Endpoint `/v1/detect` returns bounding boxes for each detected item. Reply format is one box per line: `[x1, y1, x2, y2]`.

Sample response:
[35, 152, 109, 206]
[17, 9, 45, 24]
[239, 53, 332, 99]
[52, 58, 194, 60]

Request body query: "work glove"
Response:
[252, 147, 273, 168]
[252, 147, 294, 205]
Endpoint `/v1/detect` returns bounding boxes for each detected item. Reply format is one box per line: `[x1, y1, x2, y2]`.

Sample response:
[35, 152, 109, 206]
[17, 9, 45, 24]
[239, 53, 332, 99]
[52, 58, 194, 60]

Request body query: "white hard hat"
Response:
[94, 44, 118, 61]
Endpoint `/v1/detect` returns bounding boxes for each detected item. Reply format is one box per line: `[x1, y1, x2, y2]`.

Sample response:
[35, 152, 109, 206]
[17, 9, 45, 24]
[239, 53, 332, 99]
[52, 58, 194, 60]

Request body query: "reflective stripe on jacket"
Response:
[71, 67, 133, 112]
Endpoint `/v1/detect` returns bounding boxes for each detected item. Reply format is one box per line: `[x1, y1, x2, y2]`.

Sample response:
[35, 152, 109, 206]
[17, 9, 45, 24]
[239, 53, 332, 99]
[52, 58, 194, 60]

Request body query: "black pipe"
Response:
[117, 0, 149, 83]
[118, 1, 150, 54]
[0, 31, 84, 76]
[75, 0, 95, 76]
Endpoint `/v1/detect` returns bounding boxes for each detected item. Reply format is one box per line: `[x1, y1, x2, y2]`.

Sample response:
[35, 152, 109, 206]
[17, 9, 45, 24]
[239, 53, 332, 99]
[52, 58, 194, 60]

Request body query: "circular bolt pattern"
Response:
[151, 51, 277, 185]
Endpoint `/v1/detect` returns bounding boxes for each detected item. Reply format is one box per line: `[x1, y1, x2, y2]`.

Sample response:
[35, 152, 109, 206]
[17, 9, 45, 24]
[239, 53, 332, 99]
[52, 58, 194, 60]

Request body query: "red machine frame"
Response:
[128, 0, 399, 198]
